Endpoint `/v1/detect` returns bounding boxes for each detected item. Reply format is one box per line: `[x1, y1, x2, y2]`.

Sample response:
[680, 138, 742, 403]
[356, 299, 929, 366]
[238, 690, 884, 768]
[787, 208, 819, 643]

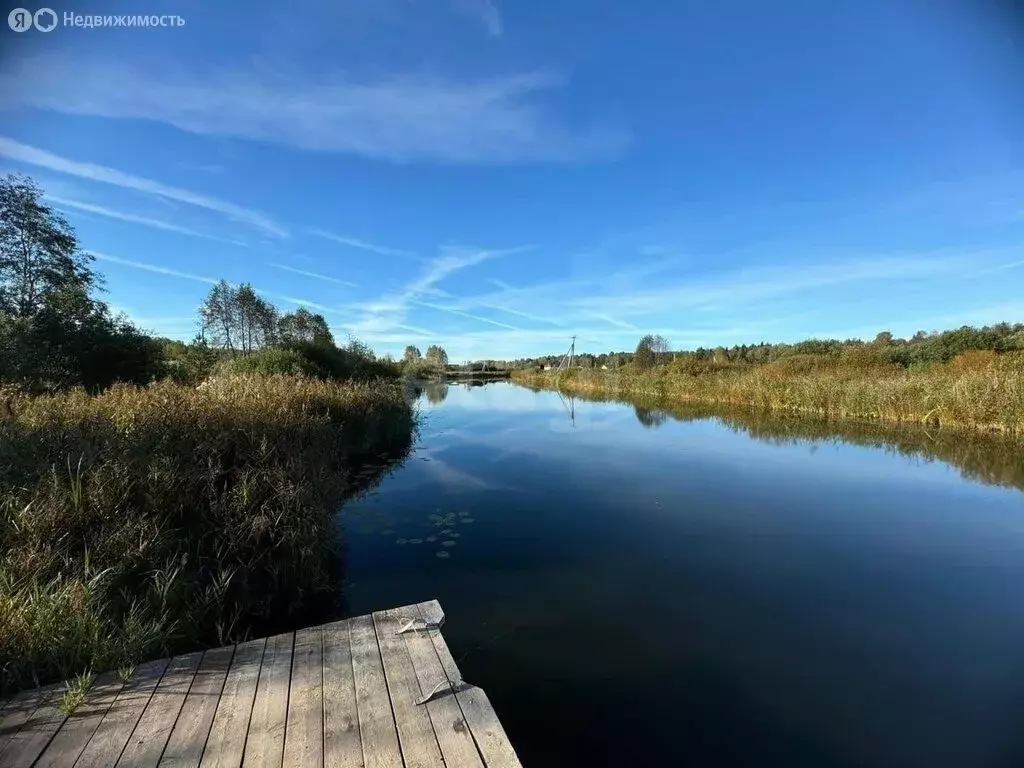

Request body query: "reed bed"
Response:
[0, 374, 414, 696]
[513, 351, 1024, 432]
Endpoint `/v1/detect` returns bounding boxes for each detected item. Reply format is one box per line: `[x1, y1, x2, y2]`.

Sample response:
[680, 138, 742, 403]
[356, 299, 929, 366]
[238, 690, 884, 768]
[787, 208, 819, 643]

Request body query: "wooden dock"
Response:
[0, 600, 521, 767]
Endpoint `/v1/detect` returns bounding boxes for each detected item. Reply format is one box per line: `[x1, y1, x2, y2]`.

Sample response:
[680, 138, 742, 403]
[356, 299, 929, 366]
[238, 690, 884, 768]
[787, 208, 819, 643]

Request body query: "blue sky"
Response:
[1, 0, 1022, 361]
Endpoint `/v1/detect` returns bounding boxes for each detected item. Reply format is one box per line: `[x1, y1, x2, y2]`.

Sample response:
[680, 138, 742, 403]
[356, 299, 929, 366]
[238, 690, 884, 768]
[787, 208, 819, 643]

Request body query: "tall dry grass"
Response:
[512, 350, 1024, 432]
[0, 374, 414, 695]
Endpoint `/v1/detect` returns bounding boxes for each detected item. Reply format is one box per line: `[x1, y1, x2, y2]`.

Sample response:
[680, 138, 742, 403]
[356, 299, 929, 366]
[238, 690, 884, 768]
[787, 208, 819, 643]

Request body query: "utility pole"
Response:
[557, 336, 576, 371]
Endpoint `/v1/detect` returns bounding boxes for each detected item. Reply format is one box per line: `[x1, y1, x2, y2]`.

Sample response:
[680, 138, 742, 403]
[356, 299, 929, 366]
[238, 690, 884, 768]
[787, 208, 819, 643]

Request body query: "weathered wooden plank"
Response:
[158, 646, 234, 767]
[242, 632, 293, 768]
[395, 606, 483, 768]
[0, 684, 54, 758]
[373, 609, 444, 768]
[116, 652, 202, 768]
[417, 602, 522, 768]
[75, 658, 171, 768]
[199, 639, 266, 768]
[321, 620, 362, 768]
[349, 614, 402, 768]
[0, 686, 65, 768]
[282, 627, 323, 768]
[33, 672, 124, 768]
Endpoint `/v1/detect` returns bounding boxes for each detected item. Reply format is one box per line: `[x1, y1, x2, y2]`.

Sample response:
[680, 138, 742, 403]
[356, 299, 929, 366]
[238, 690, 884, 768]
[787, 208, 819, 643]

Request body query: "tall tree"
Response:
[0, 175, 161, 392]
[0, 174, 94, 317]
[634, 335, 656, 370]
[344, 335, 375, 361]
[651, 334, 670, 364]
[278, 307, 333, 346]
[403, 345, 422, 362]
[424, 345, 449, 368]
[234, 283, 277, 354]
[199, 280, 237, 354]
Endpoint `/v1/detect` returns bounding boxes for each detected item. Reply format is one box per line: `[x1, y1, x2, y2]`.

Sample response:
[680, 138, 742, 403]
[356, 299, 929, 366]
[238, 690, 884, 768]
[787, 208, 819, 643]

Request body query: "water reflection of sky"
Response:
[340, 381, 1024, 768]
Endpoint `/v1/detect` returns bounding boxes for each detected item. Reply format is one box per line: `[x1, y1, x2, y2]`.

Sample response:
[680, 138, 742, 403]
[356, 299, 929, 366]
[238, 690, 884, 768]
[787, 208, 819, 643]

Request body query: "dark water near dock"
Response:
[340, 381, 1024, 768]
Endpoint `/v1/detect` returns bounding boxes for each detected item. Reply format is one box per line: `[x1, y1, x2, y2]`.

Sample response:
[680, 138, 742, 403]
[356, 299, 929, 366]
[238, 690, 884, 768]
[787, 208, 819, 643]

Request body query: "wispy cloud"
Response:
[456, 0, 503, 36]
[412, 300, 523, 331]
[309, 230, 416, 258]
[480, 303, 564, 326]
[406, 245, 526, 296]
[90, 252, 220, 285]
[0, 137, 286, 237]
[586, 312, 638, 330]
[268, 262, 358, 287]
[48, 195, 247, 246]
[439, 250, 975, 326]
[0, 57, 628, 164]
[396, 323, 440, 336]
[975, 258, 1024, 275]
[350, 244, 531, 336]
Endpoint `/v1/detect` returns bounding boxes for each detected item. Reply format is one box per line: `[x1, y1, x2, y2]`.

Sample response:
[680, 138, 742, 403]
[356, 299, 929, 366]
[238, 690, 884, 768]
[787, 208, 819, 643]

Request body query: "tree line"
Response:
[512, 324, 1024, 373]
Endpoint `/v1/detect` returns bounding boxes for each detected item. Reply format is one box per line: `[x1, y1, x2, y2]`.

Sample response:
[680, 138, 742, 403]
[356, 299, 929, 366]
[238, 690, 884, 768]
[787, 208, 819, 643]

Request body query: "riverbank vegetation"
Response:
[0, 175, 416, 695]
[513, 328, 1024, 432]
[0, 376, 413, 696]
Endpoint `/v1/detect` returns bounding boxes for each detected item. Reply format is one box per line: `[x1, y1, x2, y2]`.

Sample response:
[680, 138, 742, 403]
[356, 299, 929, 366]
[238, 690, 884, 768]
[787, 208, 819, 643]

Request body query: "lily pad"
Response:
[460, 518, 475, 524]
[436, 551, 450, 559]
[409, 538, 423, 545]
[442, 540, 457, 547]
[426, 535, 437, 542]
[396, 538, 408, 545]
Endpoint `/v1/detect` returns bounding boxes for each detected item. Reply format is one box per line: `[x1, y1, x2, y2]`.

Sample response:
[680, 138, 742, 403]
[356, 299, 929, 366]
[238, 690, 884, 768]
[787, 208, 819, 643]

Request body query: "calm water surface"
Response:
[340, 381, 1024, 768]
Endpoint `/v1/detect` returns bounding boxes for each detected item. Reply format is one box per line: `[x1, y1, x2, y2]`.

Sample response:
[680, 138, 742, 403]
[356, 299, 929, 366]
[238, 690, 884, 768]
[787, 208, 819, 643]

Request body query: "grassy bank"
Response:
[512, 350, 1024, 432]
[0, 374, 414, 696]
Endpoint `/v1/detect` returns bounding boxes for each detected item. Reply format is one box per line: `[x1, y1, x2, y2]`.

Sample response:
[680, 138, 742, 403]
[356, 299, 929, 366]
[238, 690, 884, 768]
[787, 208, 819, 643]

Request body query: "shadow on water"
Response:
[424, 381, 449, 404]
[634, 403, 669, 429]
[539, 385, 1024, 492]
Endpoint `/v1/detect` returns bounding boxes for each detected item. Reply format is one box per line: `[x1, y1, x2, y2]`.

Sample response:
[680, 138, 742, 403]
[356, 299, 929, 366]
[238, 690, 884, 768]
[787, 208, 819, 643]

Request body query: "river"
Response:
[340, 380, 1024, 767]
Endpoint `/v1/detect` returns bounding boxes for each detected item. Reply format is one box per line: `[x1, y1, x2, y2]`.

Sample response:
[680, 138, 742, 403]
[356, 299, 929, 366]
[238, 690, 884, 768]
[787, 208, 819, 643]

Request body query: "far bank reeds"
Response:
[0, 374, 414, 696]
[512, 350, 1024, 433]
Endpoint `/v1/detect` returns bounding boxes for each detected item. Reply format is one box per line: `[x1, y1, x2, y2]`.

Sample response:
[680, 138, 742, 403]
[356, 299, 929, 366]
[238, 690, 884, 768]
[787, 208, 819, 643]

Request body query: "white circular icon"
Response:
[7, 8, 32, 31]
[34, 7, 57, 31]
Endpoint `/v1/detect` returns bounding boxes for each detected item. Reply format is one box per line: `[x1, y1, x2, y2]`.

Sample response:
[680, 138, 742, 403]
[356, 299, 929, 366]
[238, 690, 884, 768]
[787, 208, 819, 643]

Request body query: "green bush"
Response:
[216, 344, 401, 382]
[221, 347, 323, 377]
[402, 357, 446, 380]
